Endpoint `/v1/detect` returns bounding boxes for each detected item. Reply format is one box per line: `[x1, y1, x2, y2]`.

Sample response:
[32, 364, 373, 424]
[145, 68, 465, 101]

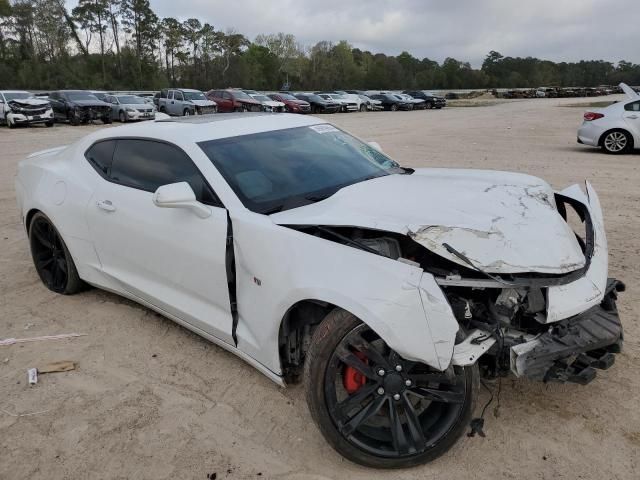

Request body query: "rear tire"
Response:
[45, 121, 54, 127]
[304, 309, 478, 468]
[601, 130, 632, 154]
[29, 212, 84, 295]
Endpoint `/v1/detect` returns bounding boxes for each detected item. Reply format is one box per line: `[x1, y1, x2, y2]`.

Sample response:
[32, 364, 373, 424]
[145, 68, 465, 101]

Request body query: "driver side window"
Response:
[85, 139, 222, 207]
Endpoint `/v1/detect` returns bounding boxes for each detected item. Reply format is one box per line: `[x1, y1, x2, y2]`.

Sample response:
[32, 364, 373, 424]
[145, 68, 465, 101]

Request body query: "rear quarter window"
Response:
[85, 140, 116, 177]
[624, 101, 640, 112]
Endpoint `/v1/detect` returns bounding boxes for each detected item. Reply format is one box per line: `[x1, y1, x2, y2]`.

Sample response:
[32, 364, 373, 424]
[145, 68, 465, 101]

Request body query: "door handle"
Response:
[628, 115, 639, 119]
[96, 200, 116, 212]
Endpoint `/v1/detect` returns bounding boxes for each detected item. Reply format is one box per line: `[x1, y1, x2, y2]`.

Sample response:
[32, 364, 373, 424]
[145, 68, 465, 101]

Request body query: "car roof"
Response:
[84, 113, 327, 145]
[1, 90, 30, 94]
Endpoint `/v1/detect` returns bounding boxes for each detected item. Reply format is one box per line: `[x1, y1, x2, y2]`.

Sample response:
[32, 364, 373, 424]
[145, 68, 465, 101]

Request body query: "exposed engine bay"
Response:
[289, 192, 624, 385]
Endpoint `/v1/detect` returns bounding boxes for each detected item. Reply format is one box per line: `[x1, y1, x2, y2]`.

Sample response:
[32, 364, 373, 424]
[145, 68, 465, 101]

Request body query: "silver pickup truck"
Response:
[156, 88, 217, 116]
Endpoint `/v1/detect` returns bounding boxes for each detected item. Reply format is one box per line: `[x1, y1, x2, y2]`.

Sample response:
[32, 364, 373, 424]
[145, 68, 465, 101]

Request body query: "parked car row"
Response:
[1, 89, 160, 128]
[493, 85, 627, 99]
[2, 87, 447, 127]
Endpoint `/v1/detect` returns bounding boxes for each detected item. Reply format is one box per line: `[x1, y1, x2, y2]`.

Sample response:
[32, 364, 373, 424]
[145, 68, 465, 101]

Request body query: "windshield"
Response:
[252, 95, 271, 102]
[307, 94, 324, 102]
[66, 92, 100, 101]
[184, 91, 206, 101]
[4, 92, 32, 101]
[199, 125, 402, 214]
[117, 95, 145, 104]
[277, 93, 296, 100]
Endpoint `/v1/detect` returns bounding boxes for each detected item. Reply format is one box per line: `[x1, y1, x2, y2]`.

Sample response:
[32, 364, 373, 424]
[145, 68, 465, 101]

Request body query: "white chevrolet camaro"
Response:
[16, 113, 624, 468]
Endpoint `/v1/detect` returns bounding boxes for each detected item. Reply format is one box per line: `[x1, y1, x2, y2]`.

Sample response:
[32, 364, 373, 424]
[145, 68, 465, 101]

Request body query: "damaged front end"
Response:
[276, 174, 624, 385]
[432, 181, 624, 384]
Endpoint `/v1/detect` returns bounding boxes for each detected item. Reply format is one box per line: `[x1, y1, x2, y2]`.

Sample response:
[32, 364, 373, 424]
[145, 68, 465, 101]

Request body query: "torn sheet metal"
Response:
[271, 168, 585, 274]
[451, 330, 496, 366]
[546, 182, 608, 322]
[231, 214, 459, 373]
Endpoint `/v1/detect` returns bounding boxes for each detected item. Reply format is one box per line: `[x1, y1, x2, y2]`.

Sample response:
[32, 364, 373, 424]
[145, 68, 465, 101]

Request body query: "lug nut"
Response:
[395, 365, 402, 372]
[377, 387, 385, 395]
[393, 393, 401, 401]
[377, 369, 385, 377]
[405, 379, 412, 387]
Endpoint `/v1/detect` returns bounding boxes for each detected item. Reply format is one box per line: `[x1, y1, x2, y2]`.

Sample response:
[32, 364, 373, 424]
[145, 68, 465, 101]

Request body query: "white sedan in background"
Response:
[15, 113, 624, 468]
[104, 94, 156, 122]
[249, 93, 286, 112]
[578, 83, 640, 154]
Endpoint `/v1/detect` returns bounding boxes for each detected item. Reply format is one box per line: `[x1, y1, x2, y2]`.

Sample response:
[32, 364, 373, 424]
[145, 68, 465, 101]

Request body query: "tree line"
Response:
[1, 0, 640, 92]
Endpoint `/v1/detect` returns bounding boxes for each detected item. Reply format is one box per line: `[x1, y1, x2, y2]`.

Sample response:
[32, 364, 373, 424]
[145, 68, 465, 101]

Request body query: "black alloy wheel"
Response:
[29, 213, 83, 294]
[305, 310, 478, 468]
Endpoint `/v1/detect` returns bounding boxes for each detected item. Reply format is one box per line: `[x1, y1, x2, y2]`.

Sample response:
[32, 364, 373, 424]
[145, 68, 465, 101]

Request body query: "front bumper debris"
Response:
[510, 278, 624, 384]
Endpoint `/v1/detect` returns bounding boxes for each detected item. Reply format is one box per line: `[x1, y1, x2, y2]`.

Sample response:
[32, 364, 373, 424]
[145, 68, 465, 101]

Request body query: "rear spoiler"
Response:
[27, 145, 68, 159]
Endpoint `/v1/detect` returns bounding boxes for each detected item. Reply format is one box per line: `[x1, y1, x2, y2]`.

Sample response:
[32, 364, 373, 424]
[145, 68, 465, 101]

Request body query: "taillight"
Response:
[584, 112, 604, 121]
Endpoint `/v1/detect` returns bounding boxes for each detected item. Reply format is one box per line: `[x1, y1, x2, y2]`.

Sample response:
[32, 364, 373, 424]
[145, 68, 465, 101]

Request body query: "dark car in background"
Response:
[403, 90, 447, 109]
[293, 93, 341, 114]
[206, 89, 263, 113]
[48, 90, 112, 125]
[369, 93, 412, 111]
[268, 93, 311, 113]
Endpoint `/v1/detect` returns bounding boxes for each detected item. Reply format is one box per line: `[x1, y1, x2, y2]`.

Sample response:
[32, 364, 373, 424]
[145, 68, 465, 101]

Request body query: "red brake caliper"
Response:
[343, 351, 368, 394]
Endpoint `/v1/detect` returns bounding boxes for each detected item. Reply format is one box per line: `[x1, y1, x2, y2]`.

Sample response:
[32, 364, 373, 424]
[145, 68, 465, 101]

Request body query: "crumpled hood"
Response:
[9, 98, 50, 107]
[190, 99, 217, 107]
[270, 168, 586, 274]
[262, 100, 283, 107]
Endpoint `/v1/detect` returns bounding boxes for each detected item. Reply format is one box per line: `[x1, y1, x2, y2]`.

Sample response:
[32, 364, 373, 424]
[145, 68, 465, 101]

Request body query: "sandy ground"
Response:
[1, 97, 639, 480]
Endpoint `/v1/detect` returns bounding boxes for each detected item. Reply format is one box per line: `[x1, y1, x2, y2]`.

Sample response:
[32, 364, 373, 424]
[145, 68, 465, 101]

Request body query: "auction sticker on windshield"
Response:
[309, 124, 339, 134]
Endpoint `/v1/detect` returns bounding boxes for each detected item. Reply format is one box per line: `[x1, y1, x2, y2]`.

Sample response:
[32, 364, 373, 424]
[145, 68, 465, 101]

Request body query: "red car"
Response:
[268, 93, 311, 114]
[206, 89, 263, 113]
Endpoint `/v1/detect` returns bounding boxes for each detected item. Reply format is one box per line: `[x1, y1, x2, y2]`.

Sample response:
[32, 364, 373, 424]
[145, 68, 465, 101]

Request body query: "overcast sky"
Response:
[67, 0, 639, 67]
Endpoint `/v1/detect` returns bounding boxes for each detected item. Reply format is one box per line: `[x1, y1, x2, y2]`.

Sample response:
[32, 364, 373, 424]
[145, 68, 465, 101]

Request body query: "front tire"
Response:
[183, 108, 191, 117]
[601, 130, 632, 154]
[29, 212, 84, 295]
[390, 104, 399, 111]
[119, 110, 127, 123]
[69, 110, 80, 126]
[304, 309, 478, 468]
[6, 115, 15, 129]
[359, 104, 367, 112]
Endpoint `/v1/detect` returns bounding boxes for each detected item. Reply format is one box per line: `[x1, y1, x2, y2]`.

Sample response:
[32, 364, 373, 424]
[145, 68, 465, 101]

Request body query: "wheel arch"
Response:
[277, 298, 338, 383]
[25, 207, 42, 232]
[598, 127, 635, 148]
